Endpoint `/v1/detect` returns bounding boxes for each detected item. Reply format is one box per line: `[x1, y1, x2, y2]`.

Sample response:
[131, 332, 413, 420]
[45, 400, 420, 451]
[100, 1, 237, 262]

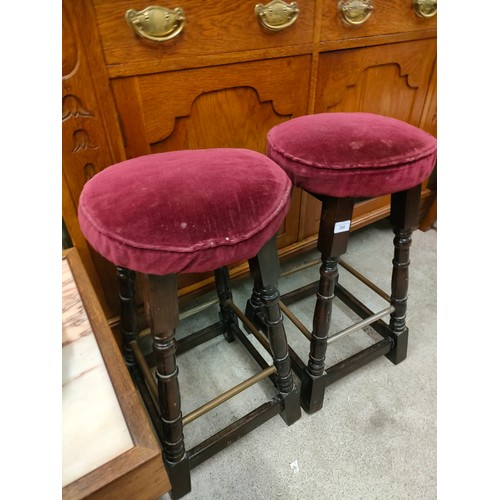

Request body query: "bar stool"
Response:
[77, 148, 301, 499]
[246, 112, 437, 413]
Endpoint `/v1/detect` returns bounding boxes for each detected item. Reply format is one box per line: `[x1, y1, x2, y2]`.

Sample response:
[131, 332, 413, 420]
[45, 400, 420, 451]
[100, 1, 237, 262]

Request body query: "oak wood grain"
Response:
[321, 0, 437, 42]
[94, 0, 316, 68]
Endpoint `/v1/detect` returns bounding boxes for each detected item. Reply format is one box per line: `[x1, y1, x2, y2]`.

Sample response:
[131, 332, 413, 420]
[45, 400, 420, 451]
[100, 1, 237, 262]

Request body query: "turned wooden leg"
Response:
[143, 273, 191, 499]
[387, 184, 422, 365]
[214, 267, 236, 342]
[245, 263, 266, 333]
[117, 267, 138, 367]
[249, 235, 301, 425]
[308, 255, 337, 377]
[303, 196, 354, 413]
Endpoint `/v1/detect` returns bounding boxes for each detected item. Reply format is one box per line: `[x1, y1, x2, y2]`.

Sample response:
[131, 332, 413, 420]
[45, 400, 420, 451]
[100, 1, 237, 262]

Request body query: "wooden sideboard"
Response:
[62, 0, 437, 320]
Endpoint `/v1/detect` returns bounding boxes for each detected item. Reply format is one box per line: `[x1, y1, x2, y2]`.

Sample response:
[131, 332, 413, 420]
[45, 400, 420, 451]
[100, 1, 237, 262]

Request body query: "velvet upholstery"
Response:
[78, 148, 291, 275]
[267, 112, 437, 198]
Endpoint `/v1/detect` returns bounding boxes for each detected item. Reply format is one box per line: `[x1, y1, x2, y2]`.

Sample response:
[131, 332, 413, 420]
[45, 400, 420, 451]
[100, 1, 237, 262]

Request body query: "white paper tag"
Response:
[334, 220, 351, 233]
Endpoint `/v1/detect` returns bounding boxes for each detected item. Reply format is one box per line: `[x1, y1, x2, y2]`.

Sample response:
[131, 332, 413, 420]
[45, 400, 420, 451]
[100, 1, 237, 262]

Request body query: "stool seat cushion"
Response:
[267, 112, 437, 198]
[78, 149, 291, 275]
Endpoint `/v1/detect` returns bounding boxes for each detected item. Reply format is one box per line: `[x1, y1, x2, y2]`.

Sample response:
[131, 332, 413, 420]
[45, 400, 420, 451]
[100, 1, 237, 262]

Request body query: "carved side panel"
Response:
[62, 0, 126, 317]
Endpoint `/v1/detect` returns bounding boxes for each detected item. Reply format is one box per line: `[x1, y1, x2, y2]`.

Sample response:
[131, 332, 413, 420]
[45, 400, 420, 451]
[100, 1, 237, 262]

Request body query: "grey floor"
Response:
[159, 218, 437, 500]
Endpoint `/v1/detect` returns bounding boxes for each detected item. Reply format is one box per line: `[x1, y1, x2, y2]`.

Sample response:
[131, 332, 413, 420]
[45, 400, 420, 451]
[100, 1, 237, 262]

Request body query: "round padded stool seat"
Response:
[267, 112, 437, 198]
[78, 148, 291, 275]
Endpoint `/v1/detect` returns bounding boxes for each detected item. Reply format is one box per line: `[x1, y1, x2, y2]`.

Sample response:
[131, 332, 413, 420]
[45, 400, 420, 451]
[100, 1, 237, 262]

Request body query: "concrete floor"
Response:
[160, 218, 437, 500]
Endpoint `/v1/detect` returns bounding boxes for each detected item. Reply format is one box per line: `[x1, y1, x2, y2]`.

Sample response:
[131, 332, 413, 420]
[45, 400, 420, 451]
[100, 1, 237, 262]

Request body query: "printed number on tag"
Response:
[334, 220, 351, 234]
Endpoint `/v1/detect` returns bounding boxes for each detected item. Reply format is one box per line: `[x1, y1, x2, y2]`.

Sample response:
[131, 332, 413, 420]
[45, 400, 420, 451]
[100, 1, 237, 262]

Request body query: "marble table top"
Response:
[62, 257, 134, 487]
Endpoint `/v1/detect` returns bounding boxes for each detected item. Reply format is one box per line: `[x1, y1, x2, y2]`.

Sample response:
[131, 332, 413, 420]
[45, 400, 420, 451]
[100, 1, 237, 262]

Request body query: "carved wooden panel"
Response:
[151, 86, 291, 153]
[62, 0, 126, 316]
[299, 39, 437, 239]
[315, 39, 436, 122]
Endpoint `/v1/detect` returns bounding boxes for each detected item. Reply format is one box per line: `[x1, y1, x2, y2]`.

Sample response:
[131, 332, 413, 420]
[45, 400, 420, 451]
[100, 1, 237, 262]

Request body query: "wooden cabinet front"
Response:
[111, 56, 311, 160]
[62, 0, 437, 319]
[94, 0, 315, 72]
[321, 0, 437, 42]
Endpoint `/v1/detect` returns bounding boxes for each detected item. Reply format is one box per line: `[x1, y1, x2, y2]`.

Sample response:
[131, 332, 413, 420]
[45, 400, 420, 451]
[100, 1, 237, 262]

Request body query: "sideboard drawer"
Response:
[321, 0, 437, 43]
[93, 0, 315, 68]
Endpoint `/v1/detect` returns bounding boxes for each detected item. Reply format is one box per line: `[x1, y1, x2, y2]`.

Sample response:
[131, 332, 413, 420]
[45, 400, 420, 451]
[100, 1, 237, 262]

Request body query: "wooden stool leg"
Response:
[302, 197, 354, 413]
[214, 267, 236, 342]
[249, 235, 301, 425]
[143, 273, 191, 499]
[245, 267, 266, 333]
[387, 184, 422, 365]
[117, 267, 138, 367]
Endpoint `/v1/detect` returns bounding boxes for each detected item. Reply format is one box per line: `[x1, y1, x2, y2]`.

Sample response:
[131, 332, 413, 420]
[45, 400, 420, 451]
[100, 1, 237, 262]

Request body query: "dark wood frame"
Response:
[246, 184, 423, 414]
[119, 236, 301, 499]
[62, 248, 170, 500]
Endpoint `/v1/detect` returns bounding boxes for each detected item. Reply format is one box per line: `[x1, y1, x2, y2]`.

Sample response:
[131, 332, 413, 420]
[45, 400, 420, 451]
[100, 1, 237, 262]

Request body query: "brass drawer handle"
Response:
[255, 0, 300, 32]
[413, 0, 437, 18]
[337, 0, 373, 26]
[125, 5, 185, 42]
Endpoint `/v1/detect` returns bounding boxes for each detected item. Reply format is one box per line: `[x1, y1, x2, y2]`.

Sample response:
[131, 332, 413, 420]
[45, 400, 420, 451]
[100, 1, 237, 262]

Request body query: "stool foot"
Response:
[299, 371, 327, 414]
[279, 384, 301, 425]
[386, 326, 409, 365]
[163, 453, 191, 500]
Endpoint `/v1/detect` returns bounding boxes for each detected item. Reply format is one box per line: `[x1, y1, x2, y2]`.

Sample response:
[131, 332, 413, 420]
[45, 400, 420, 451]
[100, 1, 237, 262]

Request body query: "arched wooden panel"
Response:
[151, 86, 289, 153]
[112, 55, 311, 154]
[315, 39, 436, 125]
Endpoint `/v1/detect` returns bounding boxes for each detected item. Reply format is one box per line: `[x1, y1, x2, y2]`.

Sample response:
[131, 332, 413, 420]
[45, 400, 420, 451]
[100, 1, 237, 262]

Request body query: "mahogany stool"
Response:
[246, 112, 437, 413]
[78, 148, 301, 499]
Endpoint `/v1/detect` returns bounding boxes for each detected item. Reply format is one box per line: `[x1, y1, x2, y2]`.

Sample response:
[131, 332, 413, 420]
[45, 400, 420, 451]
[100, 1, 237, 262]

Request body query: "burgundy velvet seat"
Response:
[78, 148, 291, 276]
[267, 112, 437, 198]
[247, 112, 437, 414]
[78, 148, 301, 500]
